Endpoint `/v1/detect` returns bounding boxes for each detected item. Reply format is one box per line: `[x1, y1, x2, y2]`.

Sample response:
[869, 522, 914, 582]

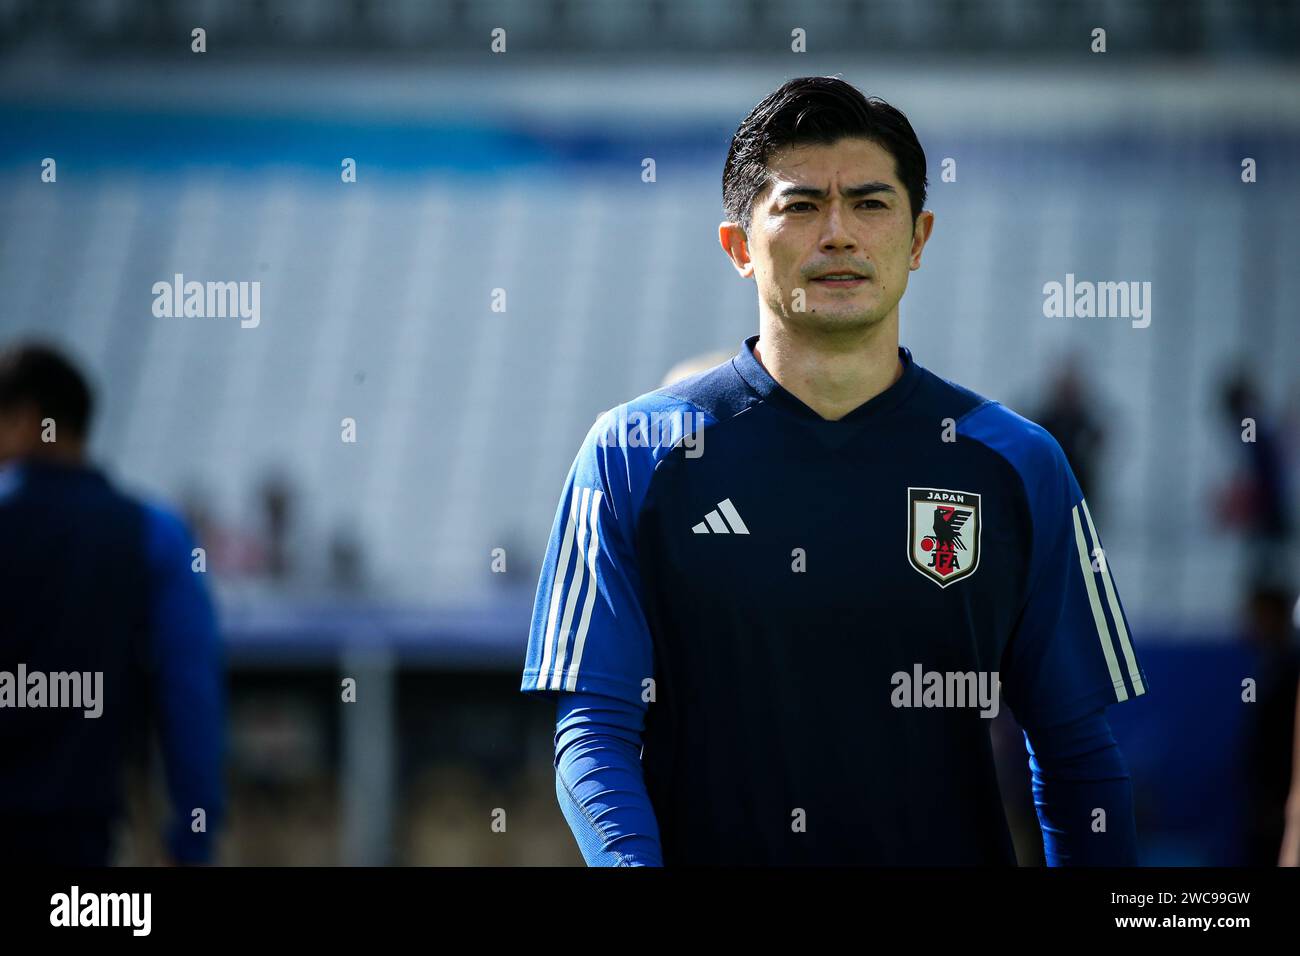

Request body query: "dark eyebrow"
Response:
[775, 181, 897, 202]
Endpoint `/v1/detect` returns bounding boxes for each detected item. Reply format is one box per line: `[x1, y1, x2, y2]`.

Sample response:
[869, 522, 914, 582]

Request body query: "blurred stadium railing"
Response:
[1, 0, 1297, 57]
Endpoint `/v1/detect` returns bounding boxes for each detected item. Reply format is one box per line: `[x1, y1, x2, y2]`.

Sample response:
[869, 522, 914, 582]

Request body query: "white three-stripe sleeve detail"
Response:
[1080, 498, 1144, 695]
[565, 489, 604, 691]
[550, 487, 592, 690]
[536, 489, 580, 690]
[1072, 504, 1127, 702]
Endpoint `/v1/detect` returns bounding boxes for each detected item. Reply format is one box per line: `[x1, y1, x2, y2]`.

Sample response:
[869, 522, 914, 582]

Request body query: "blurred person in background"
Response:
[1234, 581, 1299, 865]
[1214, 369, 1294, 588]
[1212, 370, 1298, 864]
[0, 342, 225, 865]
[259, 472, 296, 584]
[1034, 357, 1107, 518]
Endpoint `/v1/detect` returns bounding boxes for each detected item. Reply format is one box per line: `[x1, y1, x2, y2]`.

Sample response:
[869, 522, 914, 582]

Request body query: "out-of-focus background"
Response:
[1, 0, 1297, 865]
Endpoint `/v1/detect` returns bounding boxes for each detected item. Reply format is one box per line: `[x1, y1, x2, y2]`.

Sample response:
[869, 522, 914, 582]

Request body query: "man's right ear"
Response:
[717, 221, 754, 278]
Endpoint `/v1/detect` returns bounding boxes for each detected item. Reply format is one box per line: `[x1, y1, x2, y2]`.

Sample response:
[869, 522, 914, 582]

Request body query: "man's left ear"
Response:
[909, 211, 935, 270]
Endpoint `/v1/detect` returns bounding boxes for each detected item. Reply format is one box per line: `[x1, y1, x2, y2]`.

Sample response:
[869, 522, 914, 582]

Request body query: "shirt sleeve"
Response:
[1023, 708, 1138, 866]
[520, 409, 657, 709]
[999, 425, 1150, 730]
[144, 503, 227, 864]
[554, 691, 663, 866]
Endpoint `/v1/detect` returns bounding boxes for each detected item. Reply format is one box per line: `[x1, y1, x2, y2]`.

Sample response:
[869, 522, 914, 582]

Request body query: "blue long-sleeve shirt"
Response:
[523, 338, 1149, 864]
[554, 692, 661, 866]
[0, 459, 225, 864]
[1024, 709, 1137, 865]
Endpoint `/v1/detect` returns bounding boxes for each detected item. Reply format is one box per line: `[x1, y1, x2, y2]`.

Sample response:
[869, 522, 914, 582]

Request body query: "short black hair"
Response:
[0, 342, 95, 439]
[723, 76, 928, 234]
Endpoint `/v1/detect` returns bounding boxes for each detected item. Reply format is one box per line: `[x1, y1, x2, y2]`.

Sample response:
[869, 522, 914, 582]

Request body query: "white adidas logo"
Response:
[691, 498, 750, 535]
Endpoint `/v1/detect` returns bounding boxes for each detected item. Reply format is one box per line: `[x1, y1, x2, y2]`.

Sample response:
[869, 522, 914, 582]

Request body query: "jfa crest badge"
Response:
[907, 487, 981, 587]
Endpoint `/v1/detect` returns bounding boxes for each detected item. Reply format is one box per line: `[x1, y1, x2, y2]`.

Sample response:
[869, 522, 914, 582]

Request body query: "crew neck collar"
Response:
[731, 333, 922, 423]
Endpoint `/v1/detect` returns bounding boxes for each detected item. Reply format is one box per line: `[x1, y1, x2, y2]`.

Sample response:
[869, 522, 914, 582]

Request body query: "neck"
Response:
[752, 312, 903, 421]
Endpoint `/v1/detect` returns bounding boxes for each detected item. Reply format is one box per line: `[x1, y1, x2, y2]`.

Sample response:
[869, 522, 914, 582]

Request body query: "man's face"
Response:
[721, 137, 934, 335]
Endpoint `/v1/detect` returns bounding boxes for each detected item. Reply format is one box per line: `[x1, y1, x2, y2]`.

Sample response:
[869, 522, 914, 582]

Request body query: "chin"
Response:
[787, 308, 883, 334]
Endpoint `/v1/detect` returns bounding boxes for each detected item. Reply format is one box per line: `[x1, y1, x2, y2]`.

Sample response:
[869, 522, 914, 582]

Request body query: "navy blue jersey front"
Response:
[521, 336, 1148, 865]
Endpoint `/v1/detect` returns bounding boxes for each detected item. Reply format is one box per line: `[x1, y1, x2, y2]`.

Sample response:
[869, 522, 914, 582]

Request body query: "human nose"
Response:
[819, 203, 856, 251]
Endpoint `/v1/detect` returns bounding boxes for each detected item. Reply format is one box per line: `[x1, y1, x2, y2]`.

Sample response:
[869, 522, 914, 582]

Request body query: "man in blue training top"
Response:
[0, 343, 225, 865]
[520, 76, 1149, 866]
